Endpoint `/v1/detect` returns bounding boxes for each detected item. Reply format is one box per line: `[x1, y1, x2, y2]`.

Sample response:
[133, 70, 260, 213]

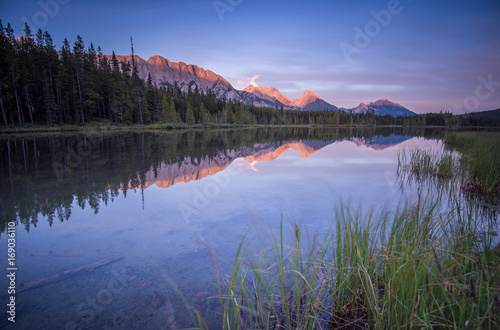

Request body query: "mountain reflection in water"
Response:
[0, 127, 442, 232]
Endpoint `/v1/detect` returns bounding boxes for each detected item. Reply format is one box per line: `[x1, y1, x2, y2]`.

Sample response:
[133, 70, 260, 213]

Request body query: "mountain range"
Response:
[112, 55, 415, 116]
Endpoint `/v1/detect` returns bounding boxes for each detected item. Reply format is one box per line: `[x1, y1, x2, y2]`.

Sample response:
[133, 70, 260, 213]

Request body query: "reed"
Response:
[219, 196, 499, 329]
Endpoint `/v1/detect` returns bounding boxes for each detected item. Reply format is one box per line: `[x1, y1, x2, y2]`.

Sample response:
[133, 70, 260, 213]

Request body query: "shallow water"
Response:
[0, 127, 447, 329]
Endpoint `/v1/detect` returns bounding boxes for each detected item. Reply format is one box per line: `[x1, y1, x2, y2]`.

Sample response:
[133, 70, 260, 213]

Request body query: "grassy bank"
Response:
[0, 120, 349, 135]
[217, 197, 498, 329]
[0, 120, 466, 135]
[0, 121, 260, 134]
[0, 122, 404, 138]
[398, 131, 500, 204]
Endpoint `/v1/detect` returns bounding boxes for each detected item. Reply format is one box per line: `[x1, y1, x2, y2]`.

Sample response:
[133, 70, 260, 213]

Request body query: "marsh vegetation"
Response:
[216, 131, 499, 329]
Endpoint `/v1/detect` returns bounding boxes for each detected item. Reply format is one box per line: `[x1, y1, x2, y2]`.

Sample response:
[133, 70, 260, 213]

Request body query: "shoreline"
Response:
[1, 122, 495, 136]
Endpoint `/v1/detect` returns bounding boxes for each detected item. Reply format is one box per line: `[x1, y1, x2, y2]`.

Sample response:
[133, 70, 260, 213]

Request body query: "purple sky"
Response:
[1, 0, 499, 113]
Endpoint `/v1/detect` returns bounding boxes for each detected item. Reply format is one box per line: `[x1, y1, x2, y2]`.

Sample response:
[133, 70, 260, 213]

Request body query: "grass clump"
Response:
[398, 148, 462, 180]
[219, 197, 499, 329]
[444, 132, 500, 196]
[398, 131, 500, 204]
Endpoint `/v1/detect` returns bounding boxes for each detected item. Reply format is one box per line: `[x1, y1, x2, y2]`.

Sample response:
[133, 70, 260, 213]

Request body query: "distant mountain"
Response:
[243, 86, 338, 111]
[111, 55, 412, 115]
[347, 99, 416, 117]
[292, 90, 339, 111]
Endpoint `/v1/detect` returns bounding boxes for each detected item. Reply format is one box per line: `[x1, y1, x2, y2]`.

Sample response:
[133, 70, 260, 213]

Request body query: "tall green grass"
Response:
[218, 196, 499, 329]
[444, 132, 500, 196]
[220, 220, 333, 329]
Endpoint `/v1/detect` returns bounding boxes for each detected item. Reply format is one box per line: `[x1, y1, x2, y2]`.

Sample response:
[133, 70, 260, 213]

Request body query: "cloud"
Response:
[235, 74, 261, 88]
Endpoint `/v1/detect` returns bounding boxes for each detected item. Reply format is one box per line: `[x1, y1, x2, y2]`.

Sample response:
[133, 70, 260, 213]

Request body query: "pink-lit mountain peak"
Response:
[300, 90, 321, 101]
[349, 99, 415, 116]
[242, 84, 256, 92]
[243, 85, 325, 109]
[371, 99, 400, 106]
[243, 85, 294, 106]
[302, 90, 318, 97]
[293, 90, 323, 108]
[243, 85, 281, 97]
[351, 103, 370, 113]
[147, 55, 168, 65]
[354, 99, 399, 110]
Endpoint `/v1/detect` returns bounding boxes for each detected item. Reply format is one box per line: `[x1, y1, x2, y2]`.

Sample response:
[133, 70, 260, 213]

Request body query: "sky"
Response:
[1, 0, 499, 114]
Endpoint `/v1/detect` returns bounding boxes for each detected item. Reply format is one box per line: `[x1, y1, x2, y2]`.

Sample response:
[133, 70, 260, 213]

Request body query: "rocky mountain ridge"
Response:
[110, 54, 414, 115]
[344, 99, 415, 116]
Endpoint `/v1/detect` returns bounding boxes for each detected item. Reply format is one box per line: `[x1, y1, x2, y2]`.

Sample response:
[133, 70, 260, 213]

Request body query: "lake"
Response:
[0, 127, 452, 328]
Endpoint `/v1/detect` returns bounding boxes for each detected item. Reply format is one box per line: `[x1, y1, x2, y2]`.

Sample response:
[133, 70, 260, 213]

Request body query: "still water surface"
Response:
[0, 128, 444, 329]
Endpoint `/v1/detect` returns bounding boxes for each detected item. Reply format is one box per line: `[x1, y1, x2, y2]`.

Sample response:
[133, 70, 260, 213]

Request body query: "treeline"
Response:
[0, 22, 496, 128]
[0, 21, 153, 126]
[457, 109, 500, 127]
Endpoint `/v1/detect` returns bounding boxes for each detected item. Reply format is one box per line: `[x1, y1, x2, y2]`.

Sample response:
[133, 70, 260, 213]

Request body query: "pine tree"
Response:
[42, 31, 59, 124]
[0, 20, 10, 125]
[72, 35, 87, 123]
[130, 37, 143, 124]
[109, 51, 121, 121]
[146, 73, 157, 123]
[169, 99, 177, 123]
[186, 102, 195, 124]
[142, 95, 151, 123]
[59, 38, 74, 123]
[159, 94, 169, 123]
[200, 103, 209, 123]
